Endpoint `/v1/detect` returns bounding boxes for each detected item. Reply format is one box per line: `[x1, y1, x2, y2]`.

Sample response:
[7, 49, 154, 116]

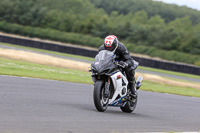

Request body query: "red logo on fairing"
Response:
[117, 75, 121, 79]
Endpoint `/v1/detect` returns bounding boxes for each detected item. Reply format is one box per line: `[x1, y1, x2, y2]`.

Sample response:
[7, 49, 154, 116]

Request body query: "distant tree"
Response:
[132, 10, 148, 25]
[168, 16, 192, 31]
[147, 15, 165, 27]
[0, 0, 47, 26]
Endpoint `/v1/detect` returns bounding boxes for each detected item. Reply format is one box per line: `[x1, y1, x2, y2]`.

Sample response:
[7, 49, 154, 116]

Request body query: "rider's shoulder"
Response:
[98, 45, 105, 51]
[118, 42, 125, 48]
[117, 42, 128, 53]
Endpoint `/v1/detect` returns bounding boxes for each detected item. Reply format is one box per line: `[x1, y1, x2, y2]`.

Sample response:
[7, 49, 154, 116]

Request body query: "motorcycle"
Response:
[90, 50, 143, 113]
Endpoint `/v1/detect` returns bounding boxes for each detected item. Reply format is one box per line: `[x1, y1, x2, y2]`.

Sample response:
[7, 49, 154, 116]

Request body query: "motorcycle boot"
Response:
[128, 80, 137, 99]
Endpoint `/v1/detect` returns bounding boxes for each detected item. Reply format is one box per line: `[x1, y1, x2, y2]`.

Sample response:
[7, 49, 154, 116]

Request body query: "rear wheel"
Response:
[93, 80, 109, 112]
[120, 94, 138, 113]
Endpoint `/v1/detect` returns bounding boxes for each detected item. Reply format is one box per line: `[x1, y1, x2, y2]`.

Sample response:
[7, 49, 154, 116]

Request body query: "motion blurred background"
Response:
[1, 1, 200, 132]
[0, 0, 200, 67]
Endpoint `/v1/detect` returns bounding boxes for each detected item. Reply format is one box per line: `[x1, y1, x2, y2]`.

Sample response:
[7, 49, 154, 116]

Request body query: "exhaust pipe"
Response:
[136, 76, 143, 90]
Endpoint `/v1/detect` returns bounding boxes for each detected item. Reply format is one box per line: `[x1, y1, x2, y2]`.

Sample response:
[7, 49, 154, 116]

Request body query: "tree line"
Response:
[0, 0, 200, 65]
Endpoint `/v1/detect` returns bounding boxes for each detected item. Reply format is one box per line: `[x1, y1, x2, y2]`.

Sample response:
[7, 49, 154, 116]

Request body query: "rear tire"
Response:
[120, 95, 138, 113]
[93, 80, 109, 112]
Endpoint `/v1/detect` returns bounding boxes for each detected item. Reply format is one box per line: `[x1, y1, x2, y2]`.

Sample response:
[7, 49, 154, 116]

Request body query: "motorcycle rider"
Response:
[99, 35, 137, 98]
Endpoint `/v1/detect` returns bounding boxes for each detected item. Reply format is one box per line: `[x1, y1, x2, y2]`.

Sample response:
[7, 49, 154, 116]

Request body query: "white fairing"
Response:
[109, 71, 128, 104]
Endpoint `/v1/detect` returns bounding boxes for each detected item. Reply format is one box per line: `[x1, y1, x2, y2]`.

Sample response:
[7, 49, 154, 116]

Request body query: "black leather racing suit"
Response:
[99, 42, 136, 95]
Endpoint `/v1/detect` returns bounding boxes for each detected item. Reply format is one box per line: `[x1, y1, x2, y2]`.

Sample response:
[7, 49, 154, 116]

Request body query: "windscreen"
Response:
[95, 50, 114, 61]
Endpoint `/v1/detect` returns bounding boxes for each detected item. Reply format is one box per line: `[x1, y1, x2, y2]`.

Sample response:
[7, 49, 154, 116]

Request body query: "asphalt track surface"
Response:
[0, 75, 200, 133]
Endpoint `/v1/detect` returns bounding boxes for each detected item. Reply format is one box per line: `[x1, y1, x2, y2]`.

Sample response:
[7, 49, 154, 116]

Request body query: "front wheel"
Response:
[120, 95, 138, 113]
[93, 80, 109, 112]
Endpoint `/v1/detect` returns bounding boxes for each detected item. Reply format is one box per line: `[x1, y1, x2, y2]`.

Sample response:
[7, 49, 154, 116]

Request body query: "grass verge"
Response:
[0, 57, 200, 97]
[0, 57, 92, 84]
[142, 81, 200, 97]
[1, 42, 199, 80]
[138, 66, 200, 80]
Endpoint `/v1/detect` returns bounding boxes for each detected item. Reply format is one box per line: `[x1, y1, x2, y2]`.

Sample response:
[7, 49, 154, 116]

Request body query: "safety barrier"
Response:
[0, 35, 199, 75]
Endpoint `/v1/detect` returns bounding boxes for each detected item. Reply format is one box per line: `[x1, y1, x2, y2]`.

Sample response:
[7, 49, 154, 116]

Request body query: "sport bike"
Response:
[90, 50, 143, 113]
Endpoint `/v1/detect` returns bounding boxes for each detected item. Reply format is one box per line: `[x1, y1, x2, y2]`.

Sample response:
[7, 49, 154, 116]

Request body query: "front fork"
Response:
[104, 77, 110, 98]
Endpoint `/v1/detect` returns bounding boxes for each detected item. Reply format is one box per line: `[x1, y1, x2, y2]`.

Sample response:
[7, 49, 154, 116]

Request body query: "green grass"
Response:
[162, 76, 200, 85]
[138, 66, 200, 80]
[0, 57, 92, 84]
[1, 42, 199, 80]
[142, 81, 200, 97]
[0, 57, 200, 97]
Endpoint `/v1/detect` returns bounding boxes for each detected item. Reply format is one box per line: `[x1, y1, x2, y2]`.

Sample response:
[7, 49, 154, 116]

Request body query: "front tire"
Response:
[93, 80, 109, 112]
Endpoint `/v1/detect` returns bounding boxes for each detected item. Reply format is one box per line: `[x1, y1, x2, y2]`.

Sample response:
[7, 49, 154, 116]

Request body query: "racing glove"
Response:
[118, 61, 129, 68]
